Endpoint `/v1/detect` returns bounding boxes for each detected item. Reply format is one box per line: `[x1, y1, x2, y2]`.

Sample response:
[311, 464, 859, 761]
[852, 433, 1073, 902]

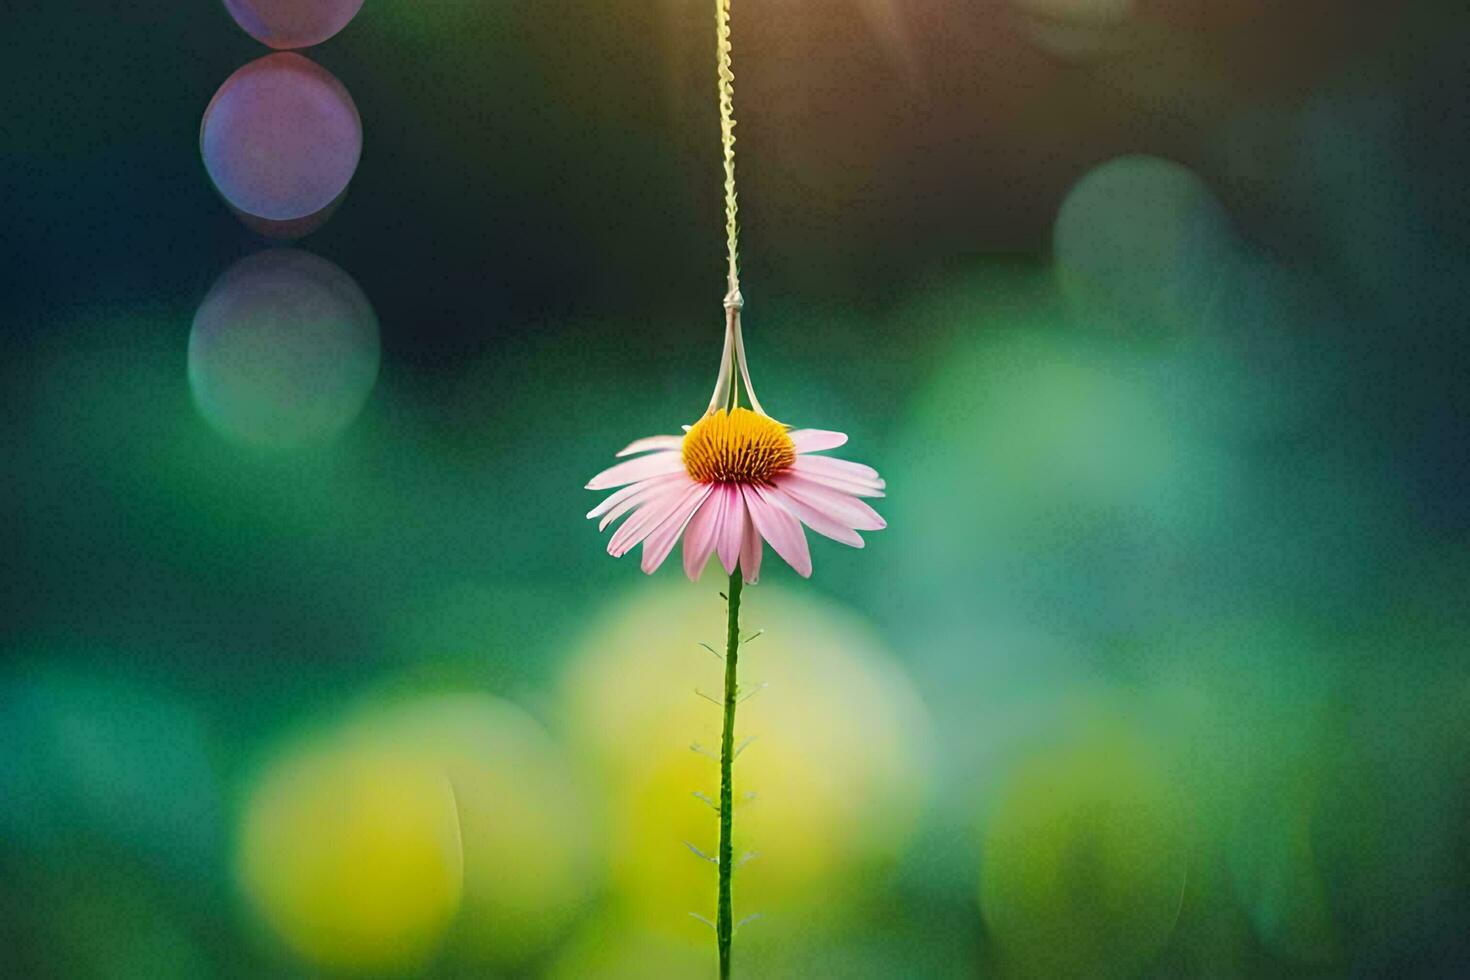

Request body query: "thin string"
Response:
[707, 0, 768, 419]
[717, 0, 739, 302]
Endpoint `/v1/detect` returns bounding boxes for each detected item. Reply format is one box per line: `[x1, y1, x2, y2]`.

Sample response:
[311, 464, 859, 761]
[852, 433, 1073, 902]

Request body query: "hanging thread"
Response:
[717, 0, 740, 305]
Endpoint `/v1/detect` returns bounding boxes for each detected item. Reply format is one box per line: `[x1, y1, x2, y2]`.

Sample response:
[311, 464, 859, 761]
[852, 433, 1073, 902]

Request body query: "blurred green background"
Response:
[3, 0, 1470, 976]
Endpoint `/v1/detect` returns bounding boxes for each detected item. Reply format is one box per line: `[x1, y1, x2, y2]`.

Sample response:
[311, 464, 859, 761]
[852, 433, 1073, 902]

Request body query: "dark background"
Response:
[3, 1, 1470, 976]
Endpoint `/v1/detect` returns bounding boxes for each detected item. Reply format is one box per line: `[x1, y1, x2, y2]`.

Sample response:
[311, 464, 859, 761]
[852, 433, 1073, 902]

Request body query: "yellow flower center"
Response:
[683, 408, 795, 485]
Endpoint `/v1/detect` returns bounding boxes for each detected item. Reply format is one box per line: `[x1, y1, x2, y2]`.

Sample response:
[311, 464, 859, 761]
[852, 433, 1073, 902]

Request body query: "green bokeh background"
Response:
[3, 0, 1469, 976]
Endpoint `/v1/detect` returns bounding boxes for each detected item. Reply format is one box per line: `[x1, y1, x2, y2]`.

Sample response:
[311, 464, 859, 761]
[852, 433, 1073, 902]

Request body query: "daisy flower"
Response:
[585, 299, 886, 582]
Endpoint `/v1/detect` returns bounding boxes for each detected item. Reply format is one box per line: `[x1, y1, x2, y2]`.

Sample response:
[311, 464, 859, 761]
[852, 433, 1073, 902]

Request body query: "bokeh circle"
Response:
[1054, 154, 1236, 336]
[236, 733, 465, 972]
[559, 581, 932, 941]
[235, 693, 593, 973]
[979, 722, 1188, 978]
[201, 53, 362, 225]
[223, 0, 365, 50]
[188, 248, 380, 450]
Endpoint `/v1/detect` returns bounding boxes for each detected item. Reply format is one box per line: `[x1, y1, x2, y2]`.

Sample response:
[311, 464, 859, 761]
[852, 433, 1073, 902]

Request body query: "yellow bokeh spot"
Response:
[547, 918, 710, 980]
[378, 695, 594, 967]
[559, 581, 931, 944]
[237, 738, 464, 973]
[236, 693, 593, 973]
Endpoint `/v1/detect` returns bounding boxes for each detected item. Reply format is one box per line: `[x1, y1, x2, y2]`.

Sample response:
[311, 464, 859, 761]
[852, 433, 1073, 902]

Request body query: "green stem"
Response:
[717, 568, 742, 979]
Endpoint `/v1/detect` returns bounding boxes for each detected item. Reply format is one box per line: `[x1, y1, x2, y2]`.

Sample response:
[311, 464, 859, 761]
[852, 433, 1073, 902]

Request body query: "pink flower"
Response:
[587, 282, 886, 582]
[586, 406, 886, 581]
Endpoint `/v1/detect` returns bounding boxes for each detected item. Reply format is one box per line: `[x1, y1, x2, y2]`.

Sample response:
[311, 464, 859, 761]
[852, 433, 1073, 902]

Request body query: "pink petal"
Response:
[742, 484, 812, 578]
[792, 454, 884, 487]
[588, 471, 685, 523]
[766, 485, 864, 547]
[717, 485, 746, 575]
[616, 434, 685, 457]
[597, 474, 691, 532]
[740, 511, 763, 583]
[642, 483, 713, 574]
[586, 451, 685, 490]
[608, 482, 689, 556]
[682, 492, 723, 580]
[784, 466, 886, 499]
[789, 429, 848, 454]
[777, 473, 887, 531]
